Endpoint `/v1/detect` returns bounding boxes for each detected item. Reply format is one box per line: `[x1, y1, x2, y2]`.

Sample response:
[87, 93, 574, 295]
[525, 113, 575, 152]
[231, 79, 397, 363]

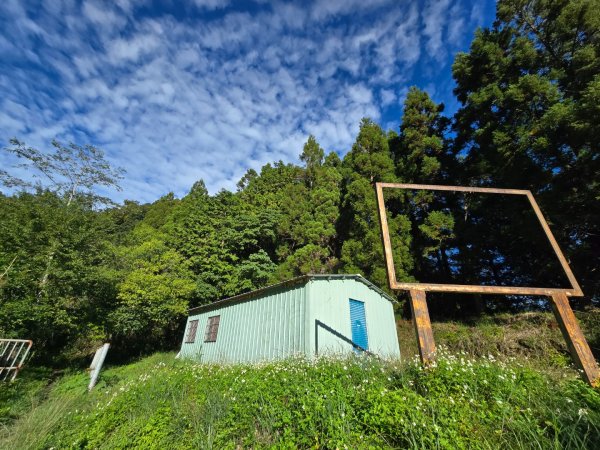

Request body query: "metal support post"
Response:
[409, 290, 436, 366]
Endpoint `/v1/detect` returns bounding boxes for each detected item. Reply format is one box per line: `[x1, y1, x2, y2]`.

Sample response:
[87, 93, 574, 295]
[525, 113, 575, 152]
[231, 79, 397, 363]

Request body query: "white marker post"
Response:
[88, 343, 110, 391]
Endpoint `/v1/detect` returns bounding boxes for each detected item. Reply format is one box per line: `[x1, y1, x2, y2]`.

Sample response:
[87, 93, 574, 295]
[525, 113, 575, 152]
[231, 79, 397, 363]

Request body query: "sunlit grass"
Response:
[1, 349, 598, 449]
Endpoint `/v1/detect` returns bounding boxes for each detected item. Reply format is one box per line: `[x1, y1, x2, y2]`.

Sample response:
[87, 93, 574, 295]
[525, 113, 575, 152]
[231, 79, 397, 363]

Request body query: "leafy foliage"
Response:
[1, 352, 598, 449]
[109, 225, 196, 353]
[0, 0, 599, 365]
[275, 136, 342, 278]
[452, 0, 600, 305]
[339, 119, 413, 289]
[1, 138, 124, 207]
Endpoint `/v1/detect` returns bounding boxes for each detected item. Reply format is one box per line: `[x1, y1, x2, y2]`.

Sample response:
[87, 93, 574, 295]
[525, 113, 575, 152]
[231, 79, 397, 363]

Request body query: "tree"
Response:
[339, 119, 414, 289]
[275, 137, 342, 279]
[394, 86, 450, 183]
[391, 88, 458, 292]
[171, 186, 278, 305]
[1, 138, 124, 206]
[0, 139, 125, 361]
[0, 190, 118, 361]
[300, 135, 325, 188]
[452, 0, 600, 304]
[1, 139, 125, 297]
[109, 225, 195, 353]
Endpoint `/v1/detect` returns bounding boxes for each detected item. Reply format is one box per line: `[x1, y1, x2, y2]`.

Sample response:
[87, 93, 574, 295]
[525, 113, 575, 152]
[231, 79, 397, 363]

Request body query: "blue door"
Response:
[349, 299, 368, 352]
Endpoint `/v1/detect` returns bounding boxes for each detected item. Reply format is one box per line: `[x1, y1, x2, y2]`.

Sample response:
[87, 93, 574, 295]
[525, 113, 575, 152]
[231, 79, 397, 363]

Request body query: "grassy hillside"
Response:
[1, 311, 599, 449]
[397, 309, 600, 373]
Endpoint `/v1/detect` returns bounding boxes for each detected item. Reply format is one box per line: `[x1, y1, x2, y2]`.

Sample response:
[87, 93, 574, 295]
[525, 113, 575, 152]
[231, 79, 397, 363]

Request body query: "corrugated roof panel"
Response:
[188, 273, 395, 315]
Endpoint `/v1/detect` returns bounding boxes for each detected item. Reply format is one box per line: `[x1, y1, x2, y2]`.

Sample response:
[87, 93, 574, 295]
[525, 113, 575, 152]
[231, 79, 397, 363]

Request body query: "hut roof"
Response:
[188, 274, 396, 315]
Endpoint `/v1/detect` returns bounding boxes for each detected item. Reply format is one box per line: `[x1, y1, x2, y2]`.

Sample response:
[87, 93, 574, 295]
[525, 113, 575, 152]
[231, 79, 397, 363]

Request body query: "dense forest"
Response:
[1, 0, 598, 364]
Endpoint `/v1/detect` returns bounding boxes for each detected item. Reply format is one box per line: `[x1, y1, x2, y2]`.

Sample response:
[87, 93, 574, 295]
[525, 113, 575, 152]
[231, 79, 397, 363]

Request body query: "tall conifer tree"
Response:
[339, 119, 413, 289]
[452, 0, 600, 303]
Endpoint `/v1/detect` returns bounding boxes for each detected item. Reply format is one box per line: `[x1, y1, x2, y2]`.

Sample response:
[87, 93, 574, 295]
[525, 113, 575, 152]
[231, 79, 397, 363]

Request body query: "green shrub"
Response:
[1, 351, 598, 449]
[0, 367, 53, 427]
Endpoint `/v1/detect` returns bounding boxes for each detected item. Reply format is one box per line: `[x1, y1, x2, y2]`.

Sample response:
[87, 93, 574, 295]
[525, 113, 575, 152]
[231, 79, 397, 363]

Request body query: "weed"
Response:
[1, 350, 598, 449]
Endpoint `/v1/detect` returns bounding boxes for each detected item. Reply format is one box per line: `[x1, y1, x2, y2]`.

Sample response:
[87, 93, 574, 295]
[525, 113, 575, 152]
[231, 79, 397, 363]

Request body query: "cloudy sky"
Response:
[0, 0, 495, 203]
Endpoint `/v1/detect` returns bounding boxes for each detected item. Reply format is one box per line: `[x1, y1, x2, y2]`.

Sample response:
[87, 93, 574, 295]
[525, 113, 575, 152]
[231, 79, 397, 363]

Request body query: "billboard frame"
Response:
[375, 182, 598, 386]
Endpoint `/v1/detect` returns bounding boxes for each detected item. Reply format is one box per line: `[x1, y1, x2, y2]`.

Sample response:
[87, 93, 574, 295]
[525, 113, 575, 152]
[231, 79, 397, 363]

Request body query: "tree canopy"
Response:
[0, 0, 597, 364]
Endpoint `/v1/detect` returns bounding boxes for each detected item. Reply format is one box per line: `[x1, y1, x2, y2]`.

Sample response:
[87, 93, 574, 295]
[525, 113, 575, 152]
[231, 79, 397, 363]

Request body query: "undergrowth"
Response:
[396, 310, 600, 374]
[1, 349, 598, 449]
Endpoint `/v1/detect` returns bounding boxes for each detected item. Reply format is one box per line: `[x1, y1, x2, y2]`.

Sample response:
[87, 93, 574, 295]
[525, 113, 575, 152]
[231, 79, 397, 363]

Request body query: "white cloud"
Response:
[193, 0, 231, 11]
[380, 89, 396, 107]
[448, 3, 466, 47]
[470, 2, 486, 26]
[423, 0, 451, 61]
[107, 33, 161, 63]
[0, 0, 491, 203]
[82, 0, 127, 30]
[310, 0, 392, 22]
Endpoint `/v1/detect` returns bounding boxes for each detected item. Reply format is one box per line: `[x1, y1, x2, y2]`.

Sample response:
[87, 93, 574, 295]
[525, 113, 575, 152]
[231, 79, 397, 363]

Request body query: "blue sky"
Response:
[0, 0, 496, 204]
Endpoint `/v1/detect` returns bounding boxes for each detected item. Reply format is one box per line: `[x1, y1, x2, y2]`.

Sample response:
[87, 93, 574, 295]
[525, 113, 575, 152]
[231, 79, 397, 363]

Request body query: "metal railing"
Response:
[0, 339, 33, 381]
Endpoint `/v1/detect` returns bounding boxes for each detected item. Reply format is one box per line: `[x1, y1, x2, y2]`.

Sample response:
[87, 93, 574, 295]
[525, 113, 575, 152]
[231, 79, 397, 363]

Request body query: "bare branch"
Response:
[1, 138, 125, 206]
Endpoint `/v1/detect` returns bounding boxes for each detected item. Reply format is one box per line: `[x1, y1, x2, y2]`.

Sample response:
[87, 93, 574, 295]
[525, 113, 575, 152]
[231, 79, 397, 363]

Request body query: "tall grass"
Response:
[1, 392, 81, 450]
[396, 309, 600, 376]
[1, 350, 598, 449]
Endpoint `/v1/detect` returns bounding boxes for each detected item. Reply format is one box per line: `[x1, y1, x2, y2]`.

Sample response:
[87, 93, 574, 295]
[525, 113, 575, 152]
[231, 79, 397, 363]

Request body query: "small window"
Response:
[185, 319, 199, 343]
[204, 315, 220, 342]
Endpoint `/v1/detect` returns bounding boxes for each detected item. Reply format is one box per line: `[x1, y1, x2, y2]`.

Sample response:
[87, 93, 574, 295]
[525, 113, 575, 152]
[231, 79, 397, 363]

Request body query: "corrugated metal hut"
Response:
[179, 274, 400, 363]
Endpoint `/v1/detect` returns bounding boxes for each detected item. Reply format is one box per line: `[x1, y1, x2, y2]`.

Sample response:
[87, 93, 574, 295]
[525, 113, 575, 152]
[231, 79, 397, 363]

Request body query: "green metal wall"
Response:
[179, 276, 400, 363]
[307, 279, 401, 359]
[179, 283, 306, 363]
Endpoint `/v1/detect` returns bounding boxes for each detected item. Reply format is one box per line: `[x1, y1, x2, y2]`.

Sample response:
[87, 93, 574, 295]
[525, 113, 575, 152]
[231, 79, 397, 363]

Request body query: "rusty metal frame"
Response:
[376, 182, 599, 386]
[376, 183, 583, 296]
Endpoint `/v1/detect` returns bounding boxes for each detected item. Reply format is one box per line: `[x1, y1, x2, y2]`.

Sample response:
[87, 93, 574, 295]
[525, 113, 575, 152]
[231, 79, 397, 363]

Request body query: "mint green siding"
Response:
[179, 275, 400, 363]
[180, 283, 306, 363]
[307, 279, 400, 359]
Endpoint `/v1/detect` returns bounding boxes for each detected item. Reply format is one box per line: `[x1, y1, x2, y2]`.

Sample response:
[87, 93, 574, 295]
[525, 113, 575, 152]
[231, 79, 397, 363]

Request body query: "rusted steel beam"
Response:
[391, 282, 578, 297]
[525, 192, 583, 296]
[409, 290, 436, 366]
[374, 182, 598, 386]
[375, 183, 397, 289]
[375, 182, 582, 297]
[550, 293, 599, 387]
[377, 182, 530, 195]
